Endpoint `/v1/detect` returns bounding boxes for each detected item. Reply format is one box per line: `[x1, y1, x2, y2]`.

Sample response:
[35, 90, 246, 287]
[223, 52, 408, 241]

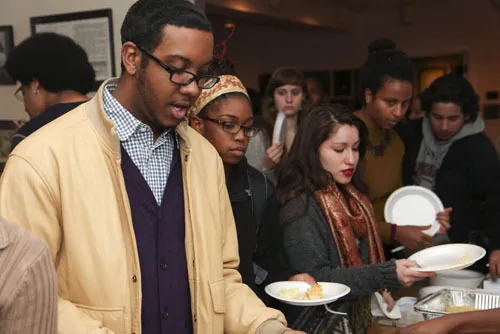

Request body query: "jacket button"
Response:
[132, 275, 137, 282]
[184, 155, 188, 162]
[162, 311, 169, 318]
[193, 314, 197, 322]
[160, 261, 168, 271]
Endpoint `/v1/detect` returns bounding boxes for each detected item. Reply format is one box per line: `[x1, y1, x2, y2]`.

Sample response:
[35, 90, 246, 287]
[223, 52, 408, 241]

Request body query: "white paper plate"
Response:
[384, 186, 444, 237]
[272, 111, 286, 144]
[265, 281, 350, 306]
[409, 243, 486, 273]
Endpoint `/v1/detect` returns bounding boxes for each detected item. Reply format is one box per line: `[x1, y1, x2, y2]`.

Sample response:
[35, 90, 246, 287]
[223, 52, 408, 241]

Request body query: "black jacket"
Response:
[398, 119, 500, 257]
[11, 101, 84, 152]
[226, 158, 296, 304]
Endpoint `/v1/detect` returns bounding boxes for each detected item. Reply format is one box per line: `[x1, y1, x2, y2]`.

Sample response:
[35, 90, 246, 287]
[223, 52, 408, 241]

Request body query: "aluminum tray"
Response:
[414, 288, 500, 320]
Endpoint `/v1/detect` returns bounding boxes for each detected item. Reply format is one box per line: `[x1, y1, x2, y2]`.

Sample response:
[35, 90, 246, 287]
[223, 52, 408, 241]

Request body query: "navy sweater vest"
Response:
[121, 144, 192, 334]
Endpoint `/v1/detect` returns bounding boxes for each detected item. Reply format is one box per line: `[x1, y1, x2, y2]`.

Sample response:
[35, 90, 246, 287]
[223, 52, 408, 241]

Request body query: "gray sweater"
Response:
[280, 194, 402, 299]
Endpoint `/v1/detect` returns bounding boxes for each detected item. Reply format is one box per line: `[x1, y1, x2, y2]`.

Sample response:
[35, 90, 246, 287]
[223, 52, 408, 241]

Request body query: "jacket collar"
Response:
[86, 78, 193, 159]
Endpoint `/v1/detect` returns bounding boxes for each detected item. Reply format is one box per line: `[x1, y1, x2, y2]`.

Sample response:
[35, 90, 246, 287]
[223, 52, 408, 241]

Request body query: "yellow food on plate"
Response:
[277, 284, 324, 300]
[444, 305, 476, 313]
[277, 288, 300, 299]
[455, 252, 472, 265]
[304, 283, 323, 300]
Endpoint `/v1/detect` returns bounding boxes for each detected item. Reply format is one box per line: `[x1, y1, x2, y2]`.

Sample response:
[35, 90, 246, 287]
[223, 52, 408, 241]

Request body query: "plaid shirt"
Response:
[103, 84, 175, 204]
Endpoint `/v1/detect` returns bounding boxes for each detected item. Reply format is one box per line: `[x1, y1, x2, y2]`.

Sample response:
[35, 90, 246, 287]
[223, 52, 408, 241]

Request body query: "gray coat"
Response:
[280, 194, 402, 299]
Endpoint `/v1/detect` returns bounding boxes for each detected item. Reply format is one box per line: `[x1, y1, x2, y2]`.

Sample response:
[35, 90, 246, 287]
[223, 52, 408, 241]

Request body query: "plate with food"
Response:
[409, 243, 486, 273]
[384, 186, 443, 237]
[264, 281, 351, 306]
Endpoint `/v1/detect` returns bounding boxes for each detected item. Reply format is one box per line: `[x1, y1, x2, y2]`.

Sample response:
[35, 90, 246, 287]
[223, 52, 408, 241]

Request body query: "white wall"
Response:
[0, 0, 136, 120]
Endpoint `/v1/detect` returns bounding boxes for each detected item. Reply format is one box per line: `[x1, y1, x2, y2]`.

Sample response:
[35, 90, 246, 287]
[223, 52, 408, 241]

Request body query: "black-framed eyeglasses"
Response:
[137, 46, 219, 90]
[199, 116, 260, 138]
[14, 86, 24, 102]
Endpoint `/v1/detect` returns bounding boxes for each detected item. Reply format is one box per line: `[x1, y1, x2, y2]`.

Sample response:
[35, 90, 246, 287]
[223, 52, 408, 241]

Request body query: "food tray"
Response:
[414, 288, 500, 320]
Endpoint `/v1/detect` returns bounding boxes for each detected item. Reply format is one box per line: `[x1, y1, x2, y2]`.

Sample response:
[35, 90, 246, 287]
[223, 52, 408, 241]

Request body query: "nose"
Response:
[393, 104, 404, 118]
[179, 81, 201, 99]
[285, 92, 293, 103]
[234, 127, 246, 142]
[345, 150, 356, 165]
[441, 120, 448, 131]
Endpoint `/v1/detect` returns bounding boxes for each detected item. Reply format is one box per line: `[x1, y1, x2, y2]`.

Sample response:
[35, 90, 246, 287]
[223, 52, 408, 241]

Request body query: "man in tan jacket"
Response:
[0, 0, 301, 333]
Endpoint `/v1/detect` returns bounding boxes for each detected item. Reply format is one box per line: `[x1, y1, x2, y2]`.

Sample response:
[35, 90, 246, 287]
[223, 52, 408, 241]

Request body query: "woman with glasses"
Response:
[188, 71, 314, 305]
[5, 33, 95, 151]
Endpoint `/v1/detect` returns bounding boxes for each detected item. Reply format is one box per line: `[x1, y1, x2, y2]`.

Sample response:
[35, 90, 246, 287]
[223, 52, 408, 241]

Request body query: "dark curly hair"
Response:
[121, 0, 212, 54]
[277, 103, 368, 206]
[5, 33, 95, 94]
[359, 38, 413, 103]
[419, 74, 479, 122]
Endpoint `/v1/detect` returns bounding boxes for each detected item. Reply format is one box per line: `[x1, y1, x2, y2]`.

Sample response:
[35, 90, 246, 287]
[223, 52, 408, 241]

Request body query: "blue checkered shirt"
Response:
[103, 83, 176, 204]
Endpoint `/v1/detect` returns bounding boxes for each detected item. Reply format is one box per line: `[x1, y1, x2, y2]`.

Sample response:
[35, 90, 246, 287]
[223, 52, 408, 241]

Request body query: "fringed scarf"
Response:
[314, 182, 385, 333]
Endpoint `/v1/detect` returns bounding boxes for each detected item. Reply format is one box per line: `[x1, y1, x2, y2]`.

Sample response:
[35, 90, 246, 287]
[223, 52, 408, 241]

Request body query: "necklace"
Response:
[366, 130, 393, 157]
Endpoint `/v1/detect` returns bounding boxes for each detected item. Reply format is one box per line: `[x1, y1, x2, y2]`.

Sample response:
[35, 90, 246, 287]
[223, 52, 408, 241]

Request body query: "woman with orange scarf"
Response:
[277, 104, 434, 333]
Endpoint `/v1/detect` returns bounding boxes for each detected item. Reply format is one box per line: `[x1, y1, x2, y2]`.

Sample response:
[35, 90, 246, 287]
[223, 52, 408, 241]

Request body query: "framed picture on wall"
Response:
[418, 67, 446, 93]
[0, 120, 16, 175]
[30, 9, 115, 91]
[333, 70, 353, 97]
[0, 25, 15, 85]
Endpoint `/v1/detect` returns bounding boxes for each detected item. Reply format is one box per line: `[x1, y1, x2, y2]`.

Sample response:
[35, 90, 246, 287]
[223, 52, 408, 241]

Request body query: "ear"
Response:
[30, 79, 41, 95]
[364, 88, 373, 105]
[121, 41, 141, 76]
[189, 116, 205, 135]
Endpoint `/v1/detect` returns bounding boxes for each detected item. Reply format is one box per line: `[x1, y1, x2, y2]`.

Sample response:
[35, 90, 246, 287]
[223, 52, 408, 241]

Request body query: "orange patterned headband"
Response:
[188, 75, 249, 117]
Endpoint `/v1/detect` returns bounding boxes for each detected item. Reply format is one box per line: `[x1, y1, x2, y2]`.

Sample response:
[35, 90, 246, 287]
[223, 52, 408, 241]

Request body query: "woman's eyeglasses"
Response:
[198, 116, 260, 138]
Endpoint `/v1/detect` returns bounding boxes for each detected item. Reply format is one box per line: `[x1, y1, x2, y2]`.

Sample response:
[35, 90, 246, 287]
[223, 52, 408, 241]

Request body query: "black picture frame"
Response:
[333, 70, 353, 97]
[30, 9, 115, 91]
[0, 25, 15, 85]
[0, 120, 16, 175]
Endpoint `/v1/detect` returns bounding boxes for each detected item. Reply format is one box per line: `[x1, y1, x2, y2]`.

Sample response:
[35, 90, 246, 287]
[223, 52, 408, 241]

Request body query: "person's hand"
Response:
[396, 259, 435, 286]
[288, 273, 316, 285]
[283, 330, 306, 334]
[12, 119, 27, 129]
[396, 316, 456, 334]
[394, 225, 434, 250]
[382, 290, 396, 312]
[489, 249, 500, 281]
[262, 143, 283, 169]
[436, 207, 452, 234]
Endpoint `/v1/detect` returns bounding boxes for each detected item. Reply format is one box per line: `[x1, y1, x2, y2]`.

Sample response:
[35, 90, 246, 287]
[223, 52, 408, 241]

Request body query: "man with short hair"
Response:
[0, 0, 299, 333]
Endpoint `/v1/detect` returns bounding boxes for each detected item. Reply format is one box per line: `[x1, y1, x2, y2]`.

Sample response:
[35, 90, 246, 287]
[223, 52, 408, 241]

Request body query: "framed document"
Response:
[31, 9, 115, 90]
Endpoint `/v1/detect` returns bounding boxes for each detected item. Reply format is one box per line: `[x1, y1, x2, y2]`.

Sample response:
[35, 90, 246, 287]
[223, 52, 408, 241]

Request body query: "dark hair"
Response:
[121, 0, 212, 53]
[261, 67, 310, 142]
[277, 103, 368, 205]
[246, 87, 262, 116]
[419, 74, 479, 122]
[359, 38, 413, 102]
[5, 33, 95, 94]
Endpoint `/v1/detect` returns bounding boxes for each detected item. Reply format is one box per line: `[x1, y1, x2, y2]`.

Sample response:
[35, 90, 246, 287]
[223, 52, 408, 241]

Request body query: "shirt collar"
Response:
[102, 83, 172, 142]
